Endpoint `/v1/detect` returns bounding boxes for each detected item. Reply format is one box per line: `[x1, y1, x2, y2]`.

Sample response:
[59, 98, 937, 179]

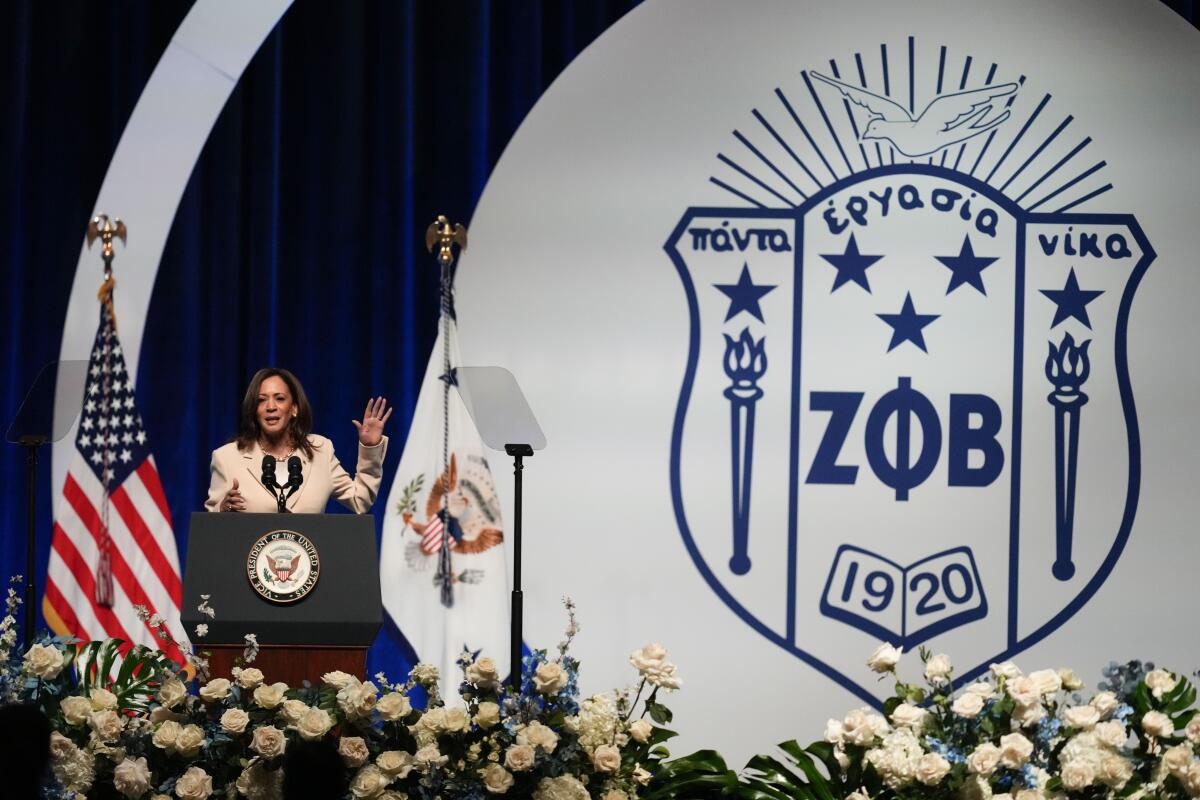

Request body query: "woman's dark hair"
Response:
[235, 367, 316, 459]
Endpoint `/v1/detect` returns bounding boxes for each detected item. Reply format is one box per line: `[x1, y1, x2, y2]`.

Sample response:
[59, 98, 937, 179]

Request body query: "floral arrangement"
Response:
[727, 644, 1200, 800]
[0, 589, 689, 800]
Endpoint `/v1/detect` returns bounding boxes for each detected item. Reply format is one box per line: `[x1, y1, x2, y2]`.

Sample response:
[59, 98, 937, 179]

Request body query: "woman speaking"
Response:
[205, 368, 392, 514]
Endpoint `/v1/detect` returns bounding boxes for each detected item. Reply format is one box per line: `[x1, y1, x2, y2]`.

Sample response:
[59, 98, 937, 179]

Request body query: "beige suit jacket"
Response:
[204, 434, 388, 514]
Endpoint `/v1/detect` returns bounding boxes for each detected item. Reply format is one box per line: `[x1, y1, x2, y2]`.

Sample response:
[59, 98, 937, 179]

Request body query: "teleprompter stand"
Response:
[455, 367, 546, 689]
[5, 361, 88, 648]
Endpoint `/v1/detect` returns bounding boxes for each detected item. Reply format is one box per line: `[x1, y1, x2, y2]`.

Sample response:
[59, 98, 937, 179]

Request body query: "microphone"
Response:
[262, 455, 286, 513]
[286, 456, 303, 490]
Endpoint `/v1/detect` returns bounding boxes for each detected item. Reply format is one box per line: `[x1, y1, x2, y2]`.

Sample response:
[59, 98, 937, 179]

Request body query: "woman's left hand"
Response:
[353, 396, 393, 447]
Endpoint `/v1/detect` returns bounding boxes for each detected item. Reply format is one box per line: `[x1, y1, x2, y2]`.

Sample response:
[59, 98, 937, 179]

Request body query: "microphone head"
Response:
[287, 456, 303, 486]
[261, 455, 277, 487]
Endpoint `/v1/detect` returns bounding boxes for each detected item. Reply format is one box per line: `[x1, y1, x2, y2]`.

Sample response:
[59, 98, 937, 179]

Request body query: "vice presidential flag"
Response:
[380, 315, 509, 699]
[44, 304, 187, 664]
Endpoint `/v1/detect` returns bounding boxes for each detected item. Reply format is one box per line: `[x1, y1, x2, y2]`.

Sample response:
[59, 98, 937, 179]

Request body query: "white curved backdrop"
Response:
[51, 0, 293, 503]
[458, 0, 1200, 760]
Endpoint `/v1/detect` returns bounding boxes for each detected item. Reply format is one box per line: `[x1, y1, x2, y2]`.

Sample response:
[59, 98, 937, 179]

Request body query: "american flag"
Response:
[420, 510, 459, 555]
[43, 306, 187, 663]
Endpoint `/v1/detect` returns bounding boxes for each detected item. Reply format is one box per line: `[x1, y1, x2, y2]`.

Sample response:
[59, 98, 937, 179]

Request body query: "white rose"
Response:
[1184, 764, 1200, 798]
[533, 662, 568, 694]
[990, 661, 1022, 680]
[890, 703, 929, 730]
[442, 706, 471, 733]
[1007, 676, 1040, 706]
[349, 764, 390, 799]
[824, 719, 846, 744]
[505, 744, 535, 772]
[113, 756, 152, 799]
[866, 643, 903, 673]
[279, 699, 309, 725]
[174, 765, 213, 800]
[337, 679, 379, 721]
[1094, 720, 1128, 748]
[952, 692, 985, 719]
[409, 663, 439, 685]
[474, 701, 501, 729]
[593, 744, 622, 773]
[340, 736, 370, 768]
[1187, 717, 1200, 743]
[482, 763, 515, 794]
[413, 743, 447, 772]
[235, 762, 282, 800]
[1098, 754, 1133, 789]
[846, 792, 871, 800]
[377, 750, 414, 778]
[518, 720, 560, 753]
[1012, 701, 1046, 728]
[633, 765, 652, 786]
[1142, 710, 1174, 738]
[152, 720, 182, 750]
[999, 733, 1033, 768]
[377, 691, 412, 722]
[467, 657, 501, 690]
[916, 753, 951, 786]
[251, 725, 287, 759]
[630, 643, 669, 672]
[236, 667, 265, 689]
[968, 744, 1002, 776]
[533, 775, 590, 800]
[1029, 669, 1062, 696]
[629, 718, 653, 743]
[90, 687, 118, 710]
[252, 681, 288, 709]
[1063, 705, 1101, 729]
[1058, 669, 1084, 691]
[172, 724, 206, 758]
[924, 654, 953, 684]
[1061, 762, 1095, 791]
[1163, 744, 1194, 778]
[198, 678, 230, 702]
[843, 708, 887, 745]
[88, 710, 125, 741]
[322, 670, 355, 689]
[61, 696, 93, 726]
[220, 708, 250, 734]
[1091, 691, 1119, 718]
[157, 678, 187, 709]
[1146, 669, 1178, 699]
[23, 643, 66, 680]
[966, 682, 997, 700]
[296, 707, 334, 740]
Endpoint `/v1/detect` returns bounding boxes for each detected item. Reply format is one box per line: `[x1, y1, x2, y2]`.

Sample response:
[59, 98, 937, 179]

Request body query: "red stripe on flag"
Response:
[62, 477, 185, 664]
[110, 484, 183, 604]
[51, 525, 135, 645]
[44, 577, 85, 641]
[135, 460, 172, 522]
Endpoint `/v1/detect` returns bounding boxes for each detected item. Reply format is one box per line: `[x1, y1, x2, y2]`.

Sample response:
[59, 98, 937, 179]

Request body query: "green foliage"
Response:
[643, 749, 742, 799]
[741, 739, 838, 800]
[68, 637, 176, 711]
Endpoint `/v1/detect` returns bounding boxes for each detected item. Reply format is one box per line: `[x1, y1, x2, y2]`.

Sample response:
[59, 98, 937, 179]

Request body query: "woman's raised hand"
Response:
[352, 396, 393, 446]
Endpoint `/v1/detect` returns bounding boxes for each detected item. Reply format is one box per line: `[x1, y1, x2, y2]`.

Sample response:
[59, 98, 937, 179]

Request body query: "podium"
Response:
[181, 513, 382, 685]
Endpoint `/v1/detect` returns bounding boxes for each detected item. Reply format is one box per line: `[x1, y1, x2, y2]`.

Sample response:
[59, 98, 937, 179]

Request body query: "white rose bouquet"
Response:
[737, 646, 1200, 800]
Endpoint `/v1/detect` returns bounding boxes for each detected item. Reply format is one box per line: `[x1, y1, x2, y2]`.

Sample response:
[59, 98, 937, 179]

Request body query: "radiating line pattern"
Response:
[710, 38, 1113, 212]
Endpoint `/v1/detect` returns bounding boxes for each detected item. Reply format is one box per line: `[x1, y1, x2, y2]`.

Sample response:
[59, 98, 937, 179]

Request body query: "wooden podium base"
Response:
[205, 644, 368, 686]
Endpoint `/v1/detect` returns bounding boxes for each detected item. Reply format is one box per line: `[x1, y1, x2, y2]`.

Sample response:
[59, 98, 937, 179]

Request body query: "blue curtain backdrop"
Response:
[0, 0, 639, 676]
[1, 0, 1196, 673]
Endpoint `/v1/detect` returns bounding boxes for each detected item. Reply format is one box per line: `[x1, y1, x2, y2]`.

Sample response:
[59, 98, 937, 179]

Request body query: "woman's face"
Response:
[256, 375, 296, 439]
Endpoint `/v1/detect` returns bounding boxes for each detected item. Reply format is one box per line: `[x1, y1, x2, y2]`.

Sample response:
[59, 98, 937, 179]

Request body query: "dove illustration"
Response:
[811, 72, 1019, 158]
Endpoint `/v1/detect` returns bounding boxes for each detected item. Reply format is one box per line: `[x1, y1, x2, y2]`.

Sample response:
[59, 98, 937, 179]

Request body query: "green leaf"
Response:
[647, 700, 674, 724]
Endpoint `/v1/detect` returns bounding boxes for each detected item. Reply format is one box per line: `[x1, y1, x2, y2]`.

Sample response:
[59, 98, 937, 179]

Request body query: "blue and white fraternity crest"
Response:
[665, 39, 1154, 706]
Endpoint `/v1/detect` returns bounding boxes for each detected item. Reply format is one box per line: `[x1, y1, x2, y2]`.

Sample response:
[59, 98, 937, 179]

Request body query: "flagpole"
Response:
[425, 217, 468, 609]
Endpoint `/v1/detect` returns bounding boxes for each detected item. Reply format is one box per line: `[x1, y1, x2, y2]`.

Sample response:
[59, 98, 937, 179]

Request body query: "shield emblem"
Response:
[665, 165, 1152, 705]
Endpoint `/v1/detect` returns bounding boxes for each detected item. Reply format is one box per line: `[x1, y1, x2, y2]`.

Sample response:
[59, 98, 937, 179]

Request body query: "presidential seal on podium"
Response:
[246, 529, 321, 604]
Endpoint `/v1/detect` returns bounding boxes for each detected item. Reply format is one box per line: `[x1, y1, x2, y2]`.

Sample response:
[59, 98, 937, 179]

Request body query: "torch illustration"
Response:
[1045, 332, 1090, 581]
[723, 329, 767, 575]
